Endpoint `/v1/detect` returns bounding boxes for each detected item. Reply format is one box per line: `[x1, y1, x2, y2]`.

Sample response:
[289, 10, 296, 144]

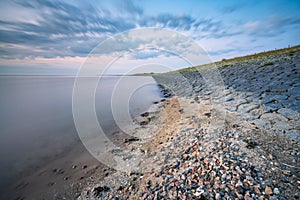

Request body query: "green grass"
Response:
[168, 44, 300, 74]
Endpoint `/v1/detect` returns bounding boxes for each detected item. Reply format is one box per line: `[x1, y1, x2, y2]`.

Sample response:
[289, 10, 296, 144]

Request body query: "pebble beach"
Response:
[76, 46, 300, 200]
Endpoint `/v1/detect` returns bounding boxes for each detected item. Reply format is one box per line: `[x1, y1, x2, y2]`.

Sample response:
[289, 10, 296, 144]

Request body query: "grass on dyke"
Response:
[171, 44, 300, 74]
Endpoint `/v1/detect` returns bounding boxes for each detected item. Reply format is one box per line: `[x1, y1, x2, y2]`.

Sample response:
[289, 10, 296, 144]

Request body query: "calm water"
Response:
[0, 76, 161, 192]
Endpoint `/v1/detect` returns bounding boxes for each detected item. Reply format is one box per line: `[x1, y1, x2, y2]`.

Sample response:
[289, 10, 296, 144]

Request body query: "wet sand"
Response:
[0, 76, 162, 199]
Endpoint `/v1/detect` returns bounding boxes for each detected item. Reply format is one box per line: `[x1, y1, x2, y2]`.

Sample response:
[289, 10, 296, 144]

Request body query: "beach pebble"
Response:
[265, 186, 273, 195]
[273, 188, 280, 195]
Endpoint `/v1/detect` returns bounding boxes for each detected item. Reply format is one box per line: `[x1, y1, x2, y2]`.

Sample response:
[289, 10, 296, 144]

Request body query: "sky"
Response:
[0, 0, 300, 75]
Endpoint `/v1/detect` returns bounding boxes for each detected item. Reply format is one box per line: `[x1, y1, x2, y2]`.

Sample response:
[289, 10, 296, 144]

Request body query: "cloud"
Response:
[141, 14, 196, 30]
[0, 0, 235, 60]
[1, 0, 298, 65]
[130, 51, 162, 60]
[242, 15, 300, 37]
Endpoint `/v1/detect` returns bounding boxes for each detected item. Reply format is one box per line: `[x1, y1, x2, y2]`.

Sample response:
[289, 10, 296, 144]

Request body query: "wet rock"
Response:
[140, 112, 149, 117]
[53, 168, 64, 174]
[123, 137, 140, 143]
[82, 165, 88, 169]
[135, 116, 150, 125]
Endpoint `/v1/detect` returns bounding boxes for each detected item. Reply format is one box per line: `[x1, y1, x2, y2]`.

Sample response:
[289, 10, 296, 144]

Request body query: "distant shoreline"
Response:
[0, 74, 131, 77]
[2, 44, 299, 77]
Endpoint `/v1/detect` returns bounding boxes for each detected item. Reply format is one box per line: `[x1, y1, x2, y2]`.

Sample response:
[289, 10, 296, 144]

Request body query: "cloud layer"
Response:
[0, 0, 299, 72]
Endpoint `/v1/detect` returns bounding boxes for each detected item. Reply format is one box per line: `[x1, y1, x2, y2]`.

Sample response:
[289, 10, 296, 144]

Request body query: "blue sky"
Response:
[0, 0, 299, 75]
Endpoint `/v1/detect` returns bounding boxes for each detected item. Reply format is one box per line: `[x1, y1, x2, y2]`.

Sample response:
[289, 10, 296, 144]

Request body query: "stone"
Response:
[253, 186, 261, 195]
[260, 113, 288, 122]
[237, 103, 259, 113]
[277, 108, 300, 120]
[92, 186, 110, 196]
[258, 196, 264, 200]
[82, 165, 88, 169]
[265, 186, 273, 195]
[140, 112, 149, 117]
[135, 116, 150, 125]
[260, 94, 288, 104]
[273, 188, 280, 195]
[215, 193, 221, 200]
[224, 95, 234, 102]
[244, 194, 253, 200]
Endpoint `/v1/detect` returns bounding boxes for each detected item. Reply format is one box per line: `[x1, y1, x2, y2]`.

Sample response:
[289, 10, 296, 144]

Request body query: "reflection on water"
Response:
[0, 76, 161, 192]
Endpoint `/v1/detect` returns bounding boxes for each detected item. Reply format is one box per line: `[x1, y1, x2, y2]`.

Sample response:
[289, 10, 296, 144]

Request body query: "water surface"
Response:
[0, 75, 161, 194]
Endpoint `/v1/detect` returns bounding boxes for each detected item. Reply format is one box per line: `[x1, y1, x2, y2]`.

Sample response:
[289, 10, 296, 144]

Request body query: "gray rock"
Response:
[260, 94, 288, 104]
[277, 108, 300, 120]
[237, 103, 259, 113]
[272, 121, 292, 131]
[226, 95, 235, 101]
[273, 188, 280, 195]
[260, 113, 288, 122]
[285, 130, 300, 140]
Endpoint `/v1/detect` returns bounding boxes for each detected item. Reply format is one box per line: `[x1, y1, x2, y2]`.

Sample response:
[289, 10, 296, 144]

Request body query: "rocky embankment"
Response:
[154, 48, 300, 141]
[78, 48, 300, 200]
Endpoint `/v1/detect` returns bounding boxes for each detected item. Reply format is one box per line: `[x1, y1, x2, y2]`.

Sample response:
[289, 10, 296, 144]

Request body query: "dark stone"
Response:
[93, 186, 110, 196]
[140, 112, 149, 117]
[204, 112, 211, 118]
[123, 137, 140, 143]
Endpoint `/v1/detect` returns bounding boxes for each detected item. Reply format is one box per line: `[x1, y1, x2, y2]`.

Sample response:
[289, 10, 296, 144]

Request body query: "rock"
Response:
[215, 193, 221, 200]
[225, 95, 234, 102]
[92, 186, 110, 196]
[265, 186, 273, 195]
[195, 187, 205, 197]
[237, 103, 259, 113]
[235, 192, 244, 199]
[82, 165, 87, 169]
[123, 137, 140, 143]
[204, 112, 211, 118]
[258, 196, 264, 200]
[53, 168, 64, 174]
[244, 194, 253, 200]
[260, 113, 288, 122]
[244, 137, 258, 149]
[135, 116, 150, 125]
[283, 170, 291, 176]
[277, 108, 300, 120]
[273, 188, 280, 195]
[253, 186, 261, 195]
[140, 112, 149, 117]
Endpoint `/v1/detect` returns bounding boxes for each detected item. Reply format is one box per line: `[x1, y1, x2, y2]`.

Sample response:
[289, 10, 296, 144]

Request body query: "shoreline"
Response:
[77, 47, 300, 199]
[7, 46, 300, 199]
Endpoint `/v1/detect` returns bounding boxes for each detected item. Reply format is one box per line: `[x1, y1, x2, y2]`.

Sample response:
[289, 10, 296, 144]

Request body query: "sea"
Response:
[0, 75, 162, 196]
